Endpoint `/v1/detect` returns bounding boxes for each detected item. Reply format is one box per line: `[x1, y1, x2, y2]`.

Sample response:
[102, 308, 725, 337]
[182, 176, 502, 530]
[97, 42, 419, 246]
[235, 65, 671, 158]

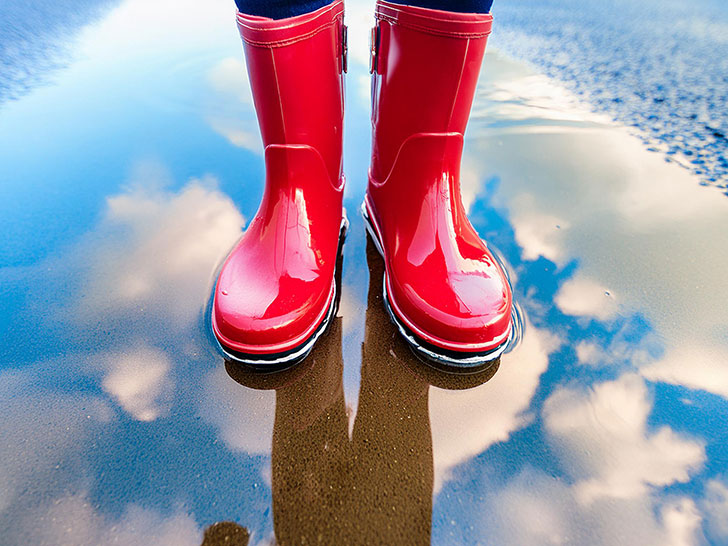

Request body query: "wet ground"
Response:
[1, 0, 728, 545]
[491, 0, 728, 191]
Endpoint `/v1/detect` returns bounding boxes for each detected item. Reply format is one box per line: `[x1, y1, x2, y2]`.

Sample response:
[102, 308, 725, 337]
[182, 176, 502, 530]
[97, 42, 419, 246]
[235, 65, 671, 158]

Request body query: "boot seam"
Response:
[265, 144, 344, 192]
[375, 13, 491, 39]
[369, 132, 463, 187]
[238, 20, 341, 48]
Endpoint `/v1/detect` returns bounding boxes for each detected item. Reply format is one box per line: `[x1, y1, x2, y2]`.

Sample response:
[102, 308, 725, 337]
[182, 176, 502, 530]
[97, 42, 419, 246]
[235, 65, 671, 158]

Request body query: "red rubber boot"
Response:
[212, 0, 348, 368]
[362, 0, 512, 371]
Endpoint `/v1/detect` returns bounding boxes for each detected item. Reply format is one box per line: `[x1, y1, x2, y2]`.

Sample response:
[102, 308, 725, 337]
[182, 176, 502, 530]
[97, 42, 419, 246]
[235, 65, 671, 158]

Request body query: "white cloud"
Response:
[345, 0, 377, 68]
[198, 366, 276, 456]
[429, 322, 561, 491]
[338, 288, 364, 335]
[476, 469, 575, 546]
[660, 498, 704, 546]
[555, 275, 618, 322]
[473, 55, 611, 126]
[207, 57, 253, 106]
[460, 466, 704, 546]
[104, 503, 201, 546]
[456, 368, 707, 545]
[575, 340, 603, 366]
[0, 366, 202, 546]
[574, 328, 655, 370]
[676, 17, 728, 45]
[208, 118, 262, 152]
[543, 373, 705, 504]
[615, 162, 725, 227]
[101, 346, 173, 422]
[701, 479, 728, 541]
[510, 194, 569, 266]
[459, 158, 481, 213]
[0, 369, 114, 515]
[27, 173, 246, 425]
[76, 0, 237, 61]
[642, 345, 728, 400]
[18, 493, 201, 546]
[79, 177, 244, 328]
[205, 57, 262, 153]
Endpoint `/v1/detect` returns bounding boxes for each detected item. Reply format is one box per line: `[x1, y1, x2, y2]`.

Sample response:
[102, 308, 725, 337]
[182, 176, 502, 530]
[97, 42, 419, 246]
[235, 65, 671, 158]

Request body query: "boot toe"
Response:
[213, 250, 334, 355]
[387, 264, 512, 352]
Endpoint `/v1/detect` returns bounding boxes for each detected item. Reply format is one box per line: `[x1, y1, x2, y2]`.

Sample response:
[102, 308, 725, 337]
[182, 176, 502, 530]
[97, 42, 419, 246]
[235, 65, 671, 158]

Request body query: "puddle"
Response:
[1, 0, 727, 545]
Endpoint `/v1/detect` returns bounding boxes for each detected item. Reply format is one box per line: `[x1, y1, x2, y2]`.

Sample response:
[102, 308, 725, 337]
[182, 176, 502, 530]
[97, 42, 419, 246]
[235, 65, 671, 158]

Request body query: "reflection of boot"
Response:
[271, 317, 350, 545]
[212, 0, 348, 368]
[224, 314, 348, 545]
[201, 521, 249, 546]
[363, 0, 512, 371]
[349, 239, 434, 545]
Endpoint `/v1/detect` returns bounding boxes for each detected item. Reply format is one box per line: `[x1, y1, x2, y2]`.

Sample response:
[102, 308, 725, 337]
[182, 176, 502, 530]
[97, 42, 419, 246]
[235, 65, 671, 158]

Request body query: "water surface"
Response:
[1, 0, 728, 544]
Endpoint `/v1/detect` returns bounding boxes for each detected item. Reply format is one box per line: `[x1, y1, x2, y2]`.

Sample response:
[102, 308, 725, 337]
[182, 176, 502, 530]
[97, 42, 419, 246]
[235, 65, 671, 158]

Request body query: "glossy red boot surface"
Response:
[363, 0, 512, 370]
[213, 0, 347, 368]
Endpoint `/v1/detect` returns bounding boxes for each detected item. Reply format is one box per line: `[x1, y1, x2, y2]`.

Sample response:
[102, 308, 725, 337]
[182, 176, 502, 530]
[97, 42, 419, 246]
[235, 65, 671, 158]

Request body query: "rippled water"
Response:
[2, 0, 728, 545]
[492, 0, 728, 191]
[0, 0, 120, 102]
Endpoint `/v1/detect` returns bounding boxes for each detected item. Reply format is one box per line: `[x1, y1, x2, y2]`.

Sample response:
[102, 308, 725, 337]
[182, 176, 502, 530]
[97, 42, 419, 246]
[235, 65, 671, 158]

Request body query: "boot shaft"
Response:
[237, 0, 346, 186]
[369, 0, 492, 182]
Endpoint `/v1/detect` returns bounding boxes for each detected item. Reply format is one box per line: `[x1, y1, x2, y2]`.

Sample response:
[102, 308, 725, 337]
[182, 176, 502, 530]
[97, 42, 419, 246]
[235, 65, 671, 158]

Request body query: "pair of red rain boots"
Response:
[212, 0, 513, 372]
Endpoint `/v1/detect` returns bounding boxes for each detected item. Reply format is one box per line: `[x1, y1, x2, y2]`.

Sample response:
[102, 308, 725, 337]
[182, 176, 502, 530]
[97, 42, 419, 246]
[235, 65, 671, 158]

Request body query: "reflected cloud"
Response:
[430, 321, 560, 492]
[208, 119, 262, 153]
[15, 165, 247, 427]
[544, 373, 705, 503]
[17, 493, 201, 546]
[452, 370, 707, 544]
[701, 479, 728, 542]
[205, 57, 262, 153]
[78, 174, 244, 329]
[615, 158, 726, 226]
[346, 0, 377, 69]
[0, 368, 113, 515]
[676, 17, 728, 45]
[101, 345, 173, 422]
[0, 367, 202, 545]
[575, 340, 602, 366]
[510, 193, 569, 266]
[642, 345, 728, 400]
[0, 0, 121, 104]
[207, 57, 253, 106]
[42, 170, 245, 427]
[469, 466, 704, 546]
[471, 467, 578, 545]
[75, 0, 235, 60]
[660, 499, 704, 546]
[199, 366, 276, 456]
[554, 274, 618, 322]
[473, 51, 611, 126]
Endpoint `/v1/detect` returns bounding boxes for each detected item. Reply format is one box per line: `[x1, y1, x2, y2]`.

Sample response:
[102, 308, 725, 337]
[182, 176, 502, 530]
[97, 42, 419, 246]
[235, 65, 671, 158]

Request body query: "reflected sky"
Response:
[1, 0, 728, 545]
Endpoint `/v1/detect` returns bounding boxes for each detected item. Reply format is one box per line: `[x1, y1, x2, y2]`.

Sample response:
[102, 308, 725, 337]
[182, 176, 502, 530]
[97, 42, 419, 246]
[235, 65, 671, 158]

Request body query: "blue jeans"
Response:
[234, 0, 494, 19]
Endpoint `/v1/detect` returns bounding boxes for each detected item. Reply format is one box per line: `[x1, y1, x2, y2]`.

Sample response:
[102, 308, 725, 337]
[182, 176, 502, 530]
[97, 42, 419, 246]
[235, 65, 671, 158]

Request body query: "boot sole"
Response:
[215, 213, 349, 372]
[361, 200, 510, 374]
